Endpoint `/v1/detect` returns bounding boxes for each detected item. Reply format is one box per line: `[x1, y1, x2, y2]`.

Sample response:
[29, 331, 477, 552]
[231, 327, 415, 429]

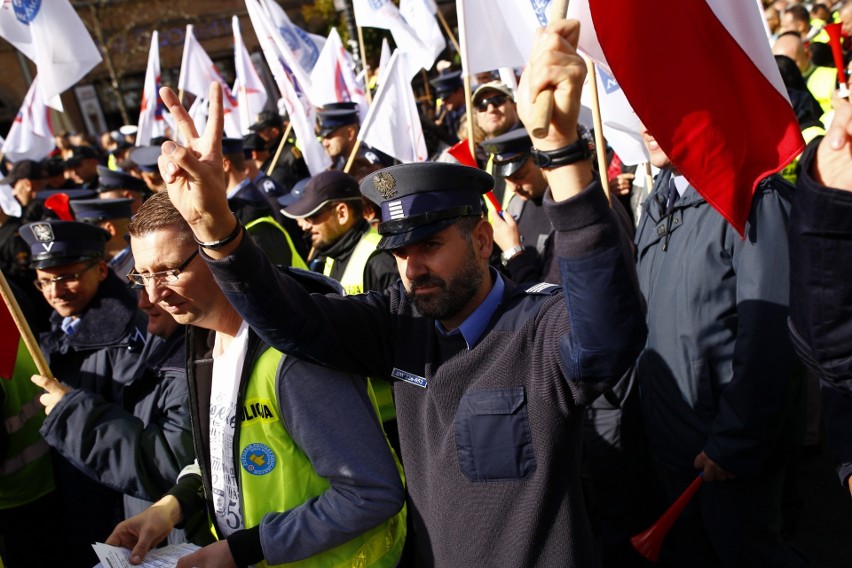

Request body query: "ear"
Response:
[96, 261, 109, 282]
[345, 125, 358, 142]
[334, 202, 351, 225]
[473, 218, 494, 260]
[101, 220, 118, 238]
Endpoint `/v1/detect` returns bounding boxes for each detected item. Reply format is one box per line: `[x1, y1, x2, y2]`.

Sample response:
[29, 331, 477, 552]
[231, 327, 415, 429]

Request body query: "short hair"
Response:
[224, 152, 246, 171]
[128, 191, 195, 247]
[784, 4, 810, 23]
[454, 215, 486, 246]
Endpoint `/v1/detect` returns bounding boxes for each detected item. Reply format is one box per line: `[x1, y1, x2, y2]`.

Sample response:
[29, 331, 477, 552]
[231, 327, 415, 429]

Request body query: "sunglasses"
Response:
[476, 94, 508, 112]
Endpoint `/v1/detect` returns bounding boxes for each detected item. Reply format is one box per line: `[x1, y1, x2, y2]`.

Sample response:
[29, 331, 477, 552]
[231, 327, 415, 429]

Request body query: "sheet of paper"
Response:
[92, 542, 200, 568]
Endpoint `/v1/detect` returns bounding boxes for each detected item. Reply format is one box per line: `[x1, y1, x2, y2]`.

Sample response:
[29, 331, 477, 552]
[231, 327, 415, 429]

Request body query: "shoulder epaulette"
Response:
[524, 282, 560, 295]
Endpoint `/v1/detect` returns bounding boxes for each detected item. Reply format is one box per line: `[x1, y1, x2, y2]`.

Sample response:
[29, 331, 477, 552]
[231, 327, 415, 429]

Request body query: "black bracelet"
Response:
[193, 216, 243, 250]
[529, 138, 592, 169]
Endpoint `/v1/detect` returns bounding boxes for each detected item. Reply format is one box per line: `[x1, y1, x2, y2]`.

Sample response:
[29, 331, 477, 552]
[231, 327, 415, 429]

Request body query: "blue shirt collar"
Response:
[435, 268, 504, 349]
[226, 177, 251, 200]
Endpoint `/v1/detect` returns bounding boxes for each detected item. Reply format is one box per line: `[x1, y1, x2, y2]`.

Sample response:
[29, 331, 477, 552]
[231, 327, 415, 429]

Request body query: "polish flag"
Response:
[568, 0, 804, 234]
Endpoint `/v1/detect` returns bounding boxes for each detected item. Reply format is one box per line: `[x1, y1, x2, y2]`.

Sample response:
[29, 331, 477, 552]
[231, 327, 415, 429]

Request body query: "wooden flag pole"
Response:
[357, 26, 373, 104]
[455, 0, 476, 159]
[266, 122, 293, 177]
[435, 10, 461, 55]
[343, 138, 363, 173]
[422, 69, 433, 108]
[529, 0, 570, 138]
[585, 59, 611, 202]
[0, 269, 52, 379]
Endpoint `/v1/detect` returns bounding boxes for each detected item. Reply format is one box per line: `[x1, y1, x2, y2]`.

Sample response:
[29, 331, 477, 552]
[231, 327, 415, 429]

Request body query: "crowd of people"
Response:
[2, 0, 852, 566]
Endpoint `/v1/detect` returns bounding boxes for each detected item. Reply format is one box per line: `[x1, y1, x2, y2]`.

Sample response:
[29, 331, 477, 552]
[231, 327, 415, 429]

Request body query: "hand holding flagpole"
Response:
[529, 0, 570, 138]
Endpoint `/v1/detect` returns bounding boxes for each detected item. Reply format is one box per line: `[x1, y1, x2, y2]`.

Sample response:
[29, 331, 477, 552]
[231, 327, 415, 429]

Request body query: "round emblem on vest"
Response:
[240, 443, 276, 476]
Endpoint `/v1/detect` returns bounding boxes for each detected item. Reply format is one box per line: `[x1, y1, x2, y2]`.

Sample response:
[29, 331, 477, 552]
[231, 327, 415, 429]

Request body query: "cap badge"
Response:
[373, 172, 397, 199]
[31, 223, 54, 243]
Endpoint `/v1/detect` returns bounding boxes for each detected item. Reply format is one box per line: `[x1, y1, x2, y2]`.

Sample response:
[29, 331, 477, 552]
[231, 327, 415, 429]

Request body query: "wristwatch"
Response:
[500, 245, 525, 266]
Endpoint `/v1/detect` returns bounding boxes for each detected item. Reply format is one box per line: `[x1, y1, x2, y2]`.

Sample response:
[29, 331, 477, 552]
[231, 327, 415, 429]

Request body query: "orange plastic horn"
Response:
[824, 23, 847, 89]
[630, 474, 704, 562]
[44, 192, 73, 221]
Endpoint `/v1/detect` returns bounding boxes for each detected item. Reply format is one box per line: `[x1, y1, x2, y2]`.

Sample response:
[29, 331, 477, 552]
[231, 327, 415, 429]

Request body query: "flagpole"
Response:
[357, 26, 373, 104]
[267, 122, 294, 177]
[344, 139, 363, 173]
[422, 69, 433, 110]
[529, 0, 570, 137]
[585, 59, 611, 202]
[435, 9, 461, 55]
[239, 85, 250, 136]
[456, 0, 476, 159]
[0, 269, 52, 379]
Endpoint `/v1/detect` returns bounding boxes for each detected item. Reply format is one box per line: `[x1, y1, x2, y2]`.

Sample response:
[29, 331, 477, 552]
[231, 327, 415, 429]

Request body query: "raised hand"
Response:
[157, 82, 237, 243]
[516, 19, 587, 151]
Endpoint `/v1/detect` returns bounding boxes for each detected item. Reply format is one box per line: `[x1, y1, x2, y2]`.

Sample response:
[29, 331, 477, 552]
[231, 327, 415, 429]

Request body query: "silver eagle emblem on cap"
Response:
[31, 223, 54, 242]
[373, 172, 397, 199]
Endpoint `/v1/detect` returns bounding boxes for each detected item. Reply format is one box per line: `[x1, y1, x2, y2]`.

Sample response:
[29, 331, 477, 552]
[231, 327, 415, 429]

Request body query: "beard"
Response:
[405, 241, 484, 321]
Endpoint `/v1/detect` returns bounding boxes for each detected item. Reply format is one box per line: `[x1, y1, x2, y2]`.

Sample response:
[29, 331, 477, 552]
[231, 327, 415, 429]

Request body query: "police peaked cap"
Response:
[360, 162, 493, 251]
[222, 138, 244, 156]
[129, 145, 162, 173]
[429, 70, 463, 96]
[20, 220, 110, 269]
[0, 160, 48, 185]
[96, 166, 148, 194]
[249, 111, 283, 131]
[482, 127, 533, 179]
[70, 198, 133, 223]
[316, 108, 360, 137]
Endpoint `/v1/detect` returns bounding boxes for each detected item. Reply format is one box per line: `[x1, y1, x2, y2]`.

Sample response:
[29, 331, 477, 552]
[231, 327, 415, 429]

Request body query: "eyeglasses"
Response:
[126, 249, 199, 288]
[304, 202, 338, 224]
[34, 262, 100, 291]
[476, 94, 508, 112]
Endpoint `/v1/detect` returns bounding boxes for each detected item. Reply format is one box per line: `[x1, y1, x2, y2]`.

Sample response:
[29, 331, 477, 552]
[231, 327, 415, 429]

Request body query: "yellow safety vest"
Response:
[246, 216, 307, 270]
[239, 347, 406, 568]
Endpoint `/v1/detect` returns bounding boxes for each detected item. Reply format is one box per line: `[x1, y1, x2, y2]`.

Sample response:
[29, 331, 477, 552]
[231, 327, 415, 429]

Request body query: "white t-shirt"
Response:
[209, 320, 250, 537]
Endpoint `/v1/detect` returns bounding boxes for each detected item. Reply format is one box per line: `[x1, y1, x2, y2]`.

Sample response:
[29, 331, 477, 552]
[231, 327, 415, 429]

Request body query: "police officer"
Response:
[95, 165, 150, 215]
[64, 145, 102, 188]
[222, 138, 306, 268]
[316, 102, 391, 170]
[248, 110, 310, 191]
[70, 197, 136, 282]
[20, 219, 148, 566]
[430, 70, 465, 142]
[282, 170, 398, 293]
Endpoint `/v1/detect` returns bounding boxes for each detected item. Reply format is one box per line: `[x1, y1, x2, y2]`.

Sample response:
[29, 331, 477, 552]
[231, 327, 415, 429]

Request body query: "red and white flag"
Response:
[0, 0, 102, 110]
[233, 15, 269, 135]
[359, 51, 427, 163]
[568, 0, 804, 234]
[1, 76, 55, 162]
[178, 25, 242, 138]
[246, 0, 331, 175]
[136, 31, 171, 147]
[309, 27, 369, 121]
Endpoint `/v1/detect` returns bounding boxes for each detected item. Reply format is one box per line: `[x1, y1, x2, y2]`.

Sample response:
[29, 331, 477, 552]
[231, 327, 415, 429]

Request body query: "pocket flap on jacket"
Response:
[464, 387, 525, 415]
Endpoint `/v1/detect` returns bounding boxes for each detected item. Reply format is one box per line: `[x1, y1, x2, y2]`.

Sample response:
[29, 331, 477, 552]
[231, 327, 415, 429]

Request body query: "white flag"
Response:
[359, 51, 427, 163]
[376, 38, 392, 87]
[233, 15, 269, 135]
[352, 0, 436, 76]
[246, 0, 331, 175]
[178, 25, 242, 138]
[0, 0, 102, 110]
[1, 76, 55, 162]
[309, 28, 369, 121]
[400, 0, 445, 66]
[260, 0, 323, 76]
[136, 31, 171, 147]
[457, 0, 550, 76]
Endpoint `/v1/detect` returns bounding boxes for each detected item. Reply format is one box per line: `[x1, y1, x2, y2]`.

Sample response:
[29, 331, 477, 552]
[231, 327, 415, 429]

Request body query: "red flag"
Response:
[0, 301, 20, 380]
[571, 0, 804, 235]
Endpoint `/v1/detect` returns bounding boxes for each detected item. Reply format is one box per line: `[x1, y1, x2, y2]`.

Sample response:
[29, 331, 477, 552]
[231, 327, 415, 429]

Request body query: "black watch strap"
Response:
[530, 138, 592, 169]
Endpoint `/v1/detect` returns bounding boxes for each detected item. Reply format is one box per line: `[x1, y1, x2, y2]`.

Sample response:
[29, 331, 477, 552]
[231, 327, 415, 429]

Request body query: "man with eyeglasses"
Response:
[20, 219, 194, 567]
[107, 191, 405, 567]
